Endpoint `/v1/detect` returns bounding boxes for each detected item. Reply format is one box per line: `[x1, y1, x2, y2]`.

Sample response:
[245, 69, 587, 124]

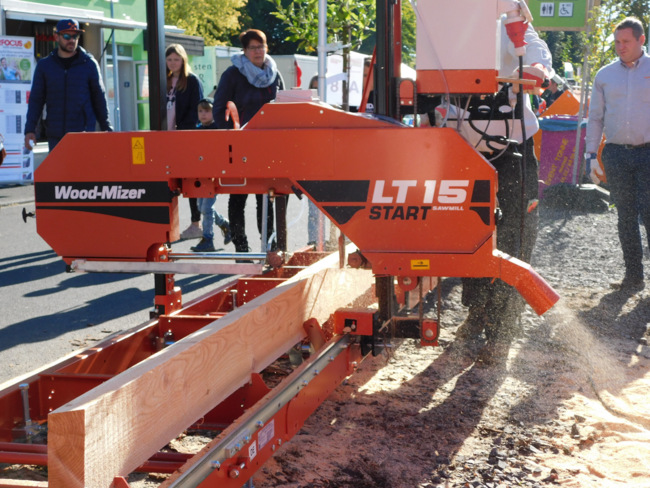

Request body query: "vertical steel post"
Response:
[146, 0, 166, 131]
[573, 0, 595, 185]
[109, 0, 121, 131]
[276, 195, 288, 252]
[317, 0, 327, 102]
[375, 0, 398, 119]
[261, 194, 269, 251]
[146, 0, 168, 309]
[19, 384, 32, 427]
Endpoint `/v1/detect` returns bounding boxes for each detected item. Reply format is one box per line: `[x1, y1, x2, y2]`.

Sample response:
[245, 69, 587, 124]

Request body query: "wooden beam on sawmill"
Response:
[47, 247, 374, 487]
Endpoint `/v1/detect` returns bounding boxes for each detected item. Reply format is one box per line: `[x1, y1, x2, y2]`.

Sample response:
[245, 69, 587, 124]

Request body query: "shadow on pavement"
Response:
[0, 250, 61, 285]
[0, 272, 230, 355]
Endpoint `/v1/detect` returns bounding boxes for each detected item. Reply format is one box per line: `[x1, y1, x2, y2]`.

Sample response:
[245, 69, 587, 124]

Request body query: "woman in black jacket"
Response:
[166, 43, 204, 239]
[213, 29, 285, 255]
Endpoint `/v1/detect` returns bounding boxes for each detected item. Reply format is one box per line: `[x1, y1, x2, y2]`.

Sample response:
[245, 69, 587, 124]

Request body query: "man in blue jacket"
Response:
[24, 18, 112, 151]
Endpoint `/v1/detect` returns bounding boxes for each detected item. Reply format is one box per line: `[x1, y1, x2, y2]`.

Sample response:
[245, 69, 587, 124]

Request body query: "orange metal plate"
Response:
[416, 68, 499, 94]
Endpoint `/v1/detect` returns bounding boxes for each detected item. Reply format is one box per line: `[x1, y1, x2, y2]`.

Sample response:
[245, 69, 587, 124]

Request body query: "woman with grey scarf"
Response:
[213, 29, 285, 256]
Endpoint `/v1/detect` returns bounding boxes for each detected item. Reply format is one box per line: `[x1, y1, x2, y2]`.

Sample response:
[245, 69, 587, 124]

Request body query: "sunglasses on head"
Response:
[61, 33, 80, 41]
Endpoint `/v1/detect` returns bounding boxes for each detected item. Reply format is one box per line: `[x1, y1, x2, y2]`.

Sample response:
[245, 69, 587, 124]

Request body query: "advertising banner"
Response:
[0, 36, 34, 184]
[538, 116, 587, 195]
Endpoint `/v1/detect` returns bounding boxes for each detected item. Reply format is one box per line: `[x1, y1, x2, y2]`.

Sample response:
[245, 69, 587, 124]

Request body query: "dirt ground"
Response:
[4, 202, 650, 487]
[250, 203, 650, 488]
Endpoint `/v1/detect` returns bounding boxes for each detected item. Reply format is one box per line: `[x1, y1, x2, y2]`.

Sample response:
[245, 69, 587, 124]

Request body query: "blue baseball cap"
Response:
[55, 19, 84, 34]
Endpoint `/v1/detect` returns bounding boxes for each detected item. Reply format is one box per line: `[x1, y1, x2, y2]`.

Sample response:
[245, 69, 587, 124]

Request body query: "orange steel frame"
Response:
[35, 102, 491, 267]
[32, 102, 557, 314]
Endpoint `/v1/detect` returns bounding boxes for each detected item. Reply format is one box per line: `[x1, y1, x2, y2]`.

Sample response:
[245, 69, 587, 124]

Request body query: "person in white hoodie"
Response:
[455, 15, 552, 363]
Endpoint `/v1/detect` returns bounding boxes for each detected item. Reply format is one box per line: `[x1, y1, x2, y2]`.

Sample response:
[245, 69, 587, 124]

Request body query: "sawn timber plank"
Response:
[47, 247, 374, 488]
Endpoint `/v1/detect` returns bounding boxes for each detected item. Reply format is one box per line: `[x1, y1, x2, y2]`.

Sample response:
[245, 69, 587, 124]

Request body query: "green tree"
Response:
[585, 1, 626, 75]
[164, 0, 246, 45]
[401, 0, 417, 68]
[538, 1, 649, 86]
[582, 0, 649, 79]
[358, 1, 416, 68]
[236, 0, 302, 54]
[619, 0, 650, 25]
[269, 0, 375, 109]
[539, 30, 584, 78]
[270, 0, 376, 53]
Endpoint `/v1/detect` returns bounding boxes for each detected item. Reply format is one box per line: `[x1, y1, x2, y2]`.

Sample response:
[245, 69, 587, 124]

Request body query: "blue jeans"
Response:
[602, 144, 650, 279]
[198, 196, 227, 240]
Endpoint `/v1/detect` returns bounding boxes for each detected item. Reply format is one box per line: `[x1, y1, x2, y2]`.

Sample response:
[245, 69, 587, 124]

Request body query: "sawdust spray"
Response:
[542, 299, 626, 395]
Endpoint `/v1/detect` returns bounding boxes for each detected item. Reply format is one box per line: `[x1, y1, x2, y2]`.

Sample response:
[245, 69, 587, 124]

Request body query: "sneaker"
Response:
[191, 238, 215, 252]
[180, 224, 203, 240]
[219, 222, 232, 245]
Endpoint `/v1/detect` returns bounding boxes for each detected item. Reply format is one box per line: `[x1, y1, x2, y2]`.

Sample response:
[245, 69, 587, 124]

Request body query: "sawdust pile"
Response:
[253, 205, 650, 488]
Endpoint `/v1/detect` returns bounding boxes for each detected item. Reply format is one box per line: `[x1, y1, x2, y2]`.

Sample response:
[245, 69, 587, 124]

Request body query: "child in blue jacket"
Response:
[191, 98, 231, 252]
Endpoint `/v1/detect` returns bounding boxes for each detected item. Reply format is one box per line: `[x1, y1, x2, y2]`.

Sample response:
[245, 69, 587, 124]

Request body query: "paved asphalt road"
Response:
[0, 181, 320, 385]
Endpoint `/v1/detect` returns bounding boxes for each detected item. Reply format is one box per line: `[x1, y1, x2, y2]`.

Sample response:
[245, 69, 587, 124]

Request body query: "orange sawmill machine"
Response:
[0, 1, 560, 487]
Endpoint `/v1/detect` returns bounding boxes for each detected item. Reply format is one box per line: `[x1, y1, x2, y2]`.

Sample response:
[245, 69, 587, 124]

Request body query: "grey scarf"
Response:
[231, 53, 278, 88]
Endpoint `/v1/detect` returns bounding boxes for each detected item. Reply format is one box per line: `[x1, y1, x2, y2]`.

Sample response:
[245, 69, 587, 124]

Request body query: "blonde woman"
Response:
[166, 43, 204, 239]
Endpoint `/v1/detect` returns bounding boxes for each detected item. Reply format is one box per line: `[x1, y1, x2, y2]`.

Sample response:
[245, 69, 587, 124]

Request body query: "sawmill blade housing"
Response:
[34, 102, 558, 316]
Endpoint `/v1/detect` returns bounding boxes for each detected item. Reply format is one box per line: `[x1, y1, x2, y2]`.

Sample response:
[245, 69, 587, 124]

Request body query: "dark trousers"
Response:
[462, 138, 539, 339]
[228, 194, 275, 252]
[189, 198, 201, 223]
[601, 144, 650, 280]
[48, 138, 62, 151]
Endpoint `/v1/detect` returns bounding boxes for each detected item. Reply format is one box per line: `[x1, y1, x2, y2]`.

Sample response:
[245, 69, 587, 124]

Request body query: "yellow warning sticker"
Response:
[131, 137, 145, 165]
[411, 259, 430, 270]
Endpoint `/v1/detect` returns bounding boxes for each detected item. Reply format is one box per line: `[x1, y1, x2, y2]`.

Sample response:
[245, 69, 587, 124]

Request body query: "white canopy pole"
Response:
[317, 0, 327, 102]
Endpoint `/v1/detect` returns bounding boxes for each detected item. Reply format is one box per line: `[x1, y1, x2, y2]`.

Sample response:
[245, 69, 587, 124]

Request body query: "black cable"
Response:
[98, 30, 114, 64]
[464, 86, 516, 154]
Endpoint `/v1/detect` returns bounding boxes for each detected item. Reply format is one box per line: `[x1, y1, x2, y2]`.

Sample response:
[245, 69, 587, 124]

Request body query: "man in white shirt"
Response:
[585, 17, 650, 292]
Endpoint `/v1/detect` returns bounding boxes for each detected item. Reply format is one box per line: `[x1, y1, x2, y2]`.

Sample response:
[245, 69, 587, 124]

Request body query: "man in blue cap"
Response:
[24, 18, 112, 151]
